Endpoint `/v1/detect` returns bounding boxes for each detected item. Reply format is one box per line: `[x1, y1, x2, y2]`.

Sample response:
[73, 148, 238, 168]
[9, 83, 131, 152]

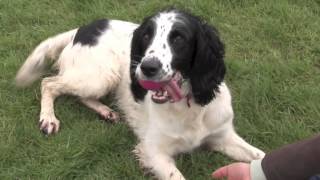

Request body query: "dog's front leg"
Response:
[206, 128, 265, 162]
[39, 77, 63, 134]
[134, 142, 185, 180]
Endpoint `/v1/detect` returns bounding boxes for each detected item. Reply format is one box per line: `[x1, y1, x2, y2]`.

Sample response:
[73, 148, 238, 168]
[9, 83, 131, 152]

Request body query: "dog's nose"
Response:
[140, 58, 162, 77]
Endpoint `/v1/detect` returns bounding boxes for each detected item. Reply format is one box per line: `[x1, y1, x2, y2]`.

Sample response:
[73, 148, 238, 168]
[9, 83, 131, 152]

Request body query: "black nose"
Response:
[140, 58, 162, 77]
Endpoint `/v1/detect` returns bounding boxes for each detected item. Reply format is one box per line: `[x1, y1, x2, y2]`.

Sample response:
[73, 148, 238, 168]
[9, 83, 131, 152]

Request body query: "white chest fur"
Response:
[144, 94, 210, 154]
[139, 83, 234, 156]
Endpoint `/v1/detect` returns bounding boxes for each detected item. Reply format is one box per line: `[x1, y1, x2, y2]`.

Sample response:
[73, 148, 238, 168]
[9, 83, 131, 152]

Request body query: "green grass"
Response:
[0, 0, 319, 179]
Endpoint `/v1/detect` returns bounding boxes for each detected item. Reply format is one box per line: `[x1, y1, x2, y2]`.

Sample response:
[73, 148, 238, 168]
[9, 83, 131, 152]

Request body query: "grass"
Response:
[0, 0, 319, 179]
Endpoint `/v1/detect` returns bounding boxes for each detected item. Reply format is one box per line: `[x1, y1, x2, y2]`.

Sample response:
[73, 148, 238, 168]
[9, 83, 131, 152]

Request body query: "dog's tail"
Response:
[15, 29, 78, 87]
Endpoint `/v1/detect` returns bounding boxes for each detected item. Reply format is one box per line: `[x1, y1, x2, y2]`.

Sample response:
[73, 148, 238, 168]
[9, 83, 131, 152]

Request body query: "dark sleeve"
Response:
[261, 134, 320, 180]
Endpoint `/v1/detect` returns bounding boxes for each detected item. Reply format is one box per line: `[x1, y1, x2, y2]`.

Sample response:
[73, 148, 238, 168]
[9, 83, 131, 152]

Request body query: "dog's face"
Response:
[133, 12, 196, 82]
[131, 9, 225, 106]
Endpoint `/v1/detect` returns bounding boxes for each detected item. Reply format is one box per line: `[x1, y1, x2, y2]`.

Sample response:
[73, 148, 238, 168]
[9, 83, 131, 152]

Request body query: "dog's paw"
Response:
[132, 144, 146, 166]
[252, 148, 265, 160]
[39, 115, 60, 135]
[242, 147, 265, 162]
[132, 144, 153, 173]
[99, 110, 120, 123]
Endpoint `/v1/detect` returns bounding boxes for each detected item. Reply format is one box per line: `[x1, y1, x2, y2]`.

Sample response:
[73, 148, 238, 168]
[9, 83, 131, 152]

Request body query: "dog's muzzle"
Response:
[138, 73, 184, 104]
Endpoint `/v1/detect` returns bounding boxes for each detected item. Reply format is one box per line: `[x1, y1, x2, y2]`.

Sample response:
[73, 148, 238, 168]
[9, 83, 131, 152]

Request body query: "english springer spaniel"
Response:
[16, 8, 264, 180]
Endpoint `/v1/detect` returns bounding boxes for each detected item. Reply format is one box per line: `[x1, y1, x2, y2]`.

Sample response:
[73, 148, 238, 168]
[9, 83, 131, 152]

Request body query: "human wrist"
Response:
[250, 159, 267, 180]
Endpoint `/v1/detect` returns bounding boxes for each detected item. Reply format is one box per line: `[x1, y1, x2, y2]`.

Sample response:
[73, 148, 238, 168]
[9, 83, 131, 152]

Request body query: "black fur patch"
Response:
[189, 21, 225, 106]
[170, 9, 226, 106]
[130, 16, 156, 101]
[73, 19, 109, 46]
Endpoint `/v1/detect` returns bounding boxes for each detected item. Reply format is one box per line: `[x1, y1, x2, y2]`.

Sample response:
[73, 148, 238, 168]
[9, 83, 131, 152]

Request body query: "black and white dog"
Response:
[16, 8, 264, 180]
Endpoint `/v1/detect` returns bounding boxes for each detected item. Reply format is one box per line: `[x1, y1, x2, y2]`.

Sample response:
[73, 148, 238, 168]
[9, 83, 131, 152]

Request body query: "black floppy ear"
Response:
[190, 22, 226, 106]
[130, 18, 154, 101]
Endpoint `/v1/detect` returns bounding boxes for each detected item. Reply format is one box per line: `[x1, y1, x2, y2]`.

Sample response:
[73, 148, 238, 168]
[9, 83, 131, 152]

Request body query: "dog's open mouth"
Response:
[138, 73, 183, 104]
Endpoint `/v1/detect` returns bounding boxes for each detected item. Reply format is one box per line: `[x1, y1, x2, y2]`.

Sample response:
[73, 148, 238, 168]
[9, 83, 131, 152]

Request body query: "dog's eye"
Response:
[170, 31, 185, 45]
[173, 35, 184, 44]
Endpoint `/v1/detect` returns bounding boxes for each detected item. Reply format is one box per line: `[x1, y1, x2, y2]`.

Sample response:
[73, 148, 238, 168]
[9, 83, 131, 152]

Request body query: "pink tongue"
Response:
[163, 79, 183, 102]
[138, 78, 183, 103]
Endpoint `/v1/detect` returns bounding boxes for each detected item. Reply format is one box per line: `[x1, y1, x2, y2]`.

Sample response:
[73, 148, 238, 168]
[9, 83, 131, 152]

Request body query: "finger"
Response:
[212, 166, 228, 179]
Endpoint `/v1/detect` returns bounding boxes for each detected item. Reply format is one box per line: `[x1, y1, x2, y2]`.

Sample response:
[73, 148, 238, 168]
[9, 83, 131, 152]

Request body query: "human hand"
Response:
[212, 162, 251, 180]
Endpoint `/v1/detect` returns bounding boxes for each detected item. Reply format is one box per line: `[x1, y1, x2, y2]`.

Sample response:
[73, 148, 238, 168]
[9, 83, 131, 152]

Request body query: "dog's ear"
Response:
[190, 22, 226, 106]
[130, 19, 154, 101]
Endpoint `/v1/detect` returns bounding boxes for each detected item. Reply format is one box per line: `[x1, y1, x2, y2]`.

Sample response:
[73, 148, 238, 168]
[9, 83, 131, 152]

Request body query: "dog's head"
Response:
[130, 8, 225, 106]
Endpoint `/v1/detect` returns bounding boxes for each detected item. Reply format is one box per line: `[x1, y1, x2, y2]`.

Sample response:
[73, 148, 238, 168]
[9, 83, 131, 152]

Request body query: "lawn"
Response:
[0, 0, 319, 179]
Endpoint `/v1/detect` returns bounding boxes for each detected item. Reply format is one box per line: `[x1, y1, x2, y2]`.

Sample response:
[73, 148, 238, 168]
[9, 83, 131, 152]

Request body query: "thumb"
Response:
[212, 165, 229, 179]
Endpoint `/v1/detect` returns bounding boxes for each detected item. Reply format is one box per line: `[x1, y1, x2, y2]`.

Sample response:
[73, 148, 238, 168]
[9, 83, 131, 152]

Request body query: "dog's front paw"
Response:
[132, 144, 155, 175]
[252, 148, 265, 160]
[39, 114, 60, 135]
[133, 144, 186, 180]
[133, 144, 148, 168]
[244, 147, 265, 162]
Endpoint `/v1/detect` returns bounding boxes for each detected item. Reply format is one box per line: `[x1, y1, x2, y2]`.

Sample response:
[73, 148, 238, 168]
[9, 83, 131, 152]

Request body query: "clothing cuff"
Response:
[250, 159, 267, 180]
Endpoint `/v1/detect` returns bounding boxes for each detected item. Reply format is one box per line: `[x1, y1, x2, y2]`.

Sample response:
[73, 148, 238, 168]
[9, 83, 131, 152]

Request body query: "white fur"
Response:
[16, 13, 264, 180]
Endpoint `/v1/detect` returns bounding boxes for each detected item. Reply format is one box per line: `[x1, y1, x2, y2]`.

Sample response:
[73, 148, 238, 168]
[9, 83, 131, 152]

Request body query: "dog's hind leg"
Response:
[80, 98, 120, 123]
[39, 76, 66, 135]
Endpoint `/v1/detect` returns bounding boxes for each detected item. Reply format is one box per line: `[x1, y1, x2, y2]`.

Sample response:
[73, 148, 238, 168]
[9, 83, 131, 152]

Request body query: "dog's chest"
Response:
[148, 99, 210, 151]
